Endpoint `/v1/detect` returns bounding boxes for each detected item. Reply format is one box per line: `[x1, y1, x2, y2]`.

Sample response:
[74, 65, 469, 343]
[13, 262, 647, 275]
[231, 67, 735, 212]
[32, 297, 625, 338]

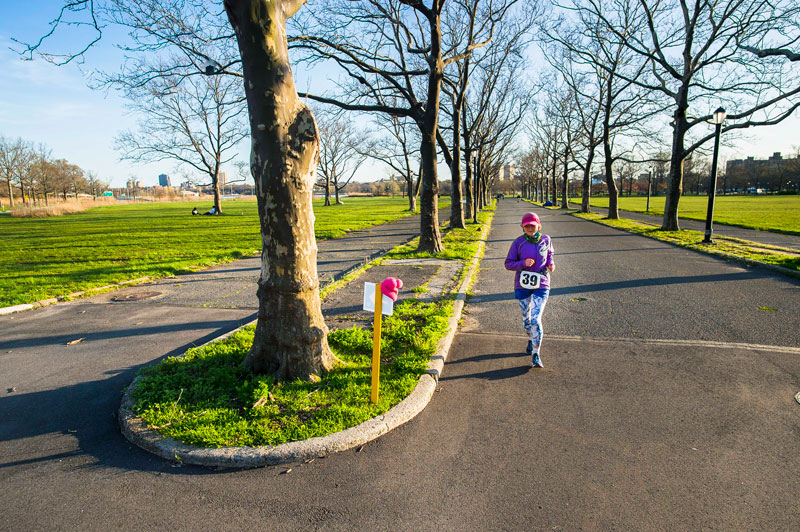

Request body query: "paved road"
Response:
[2, 201, 799, 531]
[590, 203, 800, 250]
[473, 199, 800, 347]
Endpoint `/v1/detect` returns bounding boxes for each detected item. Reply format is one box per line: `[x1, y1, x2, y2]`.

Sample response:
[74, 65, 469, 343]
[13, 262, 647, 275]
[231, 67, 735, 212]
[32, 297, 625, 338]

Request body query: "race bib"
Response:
[519, 271, 541, 290]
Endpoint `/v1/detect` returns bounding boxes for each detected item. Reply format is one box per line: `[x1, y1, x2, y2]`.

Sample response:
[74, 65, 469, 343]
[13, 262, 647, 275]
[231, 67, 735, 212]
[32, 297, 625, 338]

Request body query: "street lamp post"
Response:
[703, 107, 726, 243]
[646, 166, 653, 212]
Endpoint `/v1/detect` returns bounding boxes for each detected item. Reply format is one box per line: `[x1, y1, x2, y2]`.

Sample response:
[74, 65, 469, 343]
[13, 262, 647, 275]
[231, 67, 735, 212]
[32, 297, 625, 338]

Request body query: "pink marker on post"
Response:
[370, 277, 402, 404]
[380, 277, 403, 302]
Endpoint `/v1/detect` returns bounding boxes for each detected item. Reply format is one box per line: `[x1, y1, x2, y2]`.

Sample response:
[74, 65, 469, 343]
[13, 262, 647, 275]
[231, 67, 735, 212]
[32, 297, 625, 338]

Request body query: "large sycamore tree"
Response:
[223, 0, 337, 378]
[22, 0, 337, 380]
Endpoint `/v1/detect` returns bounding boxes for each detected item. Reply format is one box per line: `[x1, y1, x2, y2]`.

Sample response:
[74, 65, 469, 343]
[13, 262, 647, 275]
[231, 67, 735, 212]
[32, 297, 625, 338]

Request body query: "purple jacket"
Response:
[505, 234, 554, 290]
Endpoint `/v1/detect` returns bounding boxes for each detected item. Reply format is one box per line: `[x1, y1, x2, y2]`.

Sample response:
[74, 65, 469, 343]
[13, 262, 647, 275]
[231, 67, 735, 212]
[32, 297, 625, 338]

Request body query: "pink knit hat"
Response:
[521, 212, 540, 226]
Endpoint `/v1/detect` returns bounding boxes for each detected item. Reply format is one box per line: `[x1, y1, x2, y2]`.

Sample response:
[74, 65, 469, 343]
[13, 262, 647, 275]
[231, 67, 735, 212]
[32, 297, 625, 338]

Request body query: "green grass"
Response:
[586, 195, 800, 235]
[386, 201, 495, 263]
[131, 299, 451, 447]
[0, 197, 416, 307]
[128, 201, 493, 449]
[574, 212, 800, 273]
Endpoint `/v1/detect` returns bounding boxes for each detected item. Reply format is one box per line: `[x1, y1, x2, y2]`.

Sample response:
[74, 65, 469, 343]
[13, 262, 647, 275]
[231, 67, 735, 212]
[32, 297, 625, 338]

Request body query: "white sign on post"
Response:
[363, 282, 393, 316]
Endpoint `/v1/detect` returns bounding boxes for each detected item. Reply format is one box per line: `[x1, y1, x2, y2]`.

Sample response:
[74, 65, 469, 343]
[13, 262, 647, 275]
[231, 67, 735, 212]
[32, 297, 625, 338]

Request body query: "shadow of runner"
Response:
[0, 316, 257, 350]
[439, 363, 531, 381]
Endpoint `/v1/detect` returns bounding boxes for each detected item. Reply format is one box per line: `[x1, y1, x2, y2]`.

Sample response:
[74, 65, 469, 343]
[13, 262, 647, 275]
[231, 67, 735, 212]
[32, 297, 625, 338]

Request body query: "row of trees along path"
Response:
[17, 0, 518, 382]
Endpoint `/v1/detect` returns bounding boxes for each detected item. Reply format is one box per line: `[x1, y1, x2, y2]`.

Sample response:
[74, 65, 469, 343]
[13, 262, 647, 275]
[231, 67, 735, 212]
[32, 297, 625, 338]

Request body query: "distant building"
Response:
[726, 152, 798, 175]
[158, 174, 171, 187]
[496, 164, 515, 182]
[218, 171, 228, 186]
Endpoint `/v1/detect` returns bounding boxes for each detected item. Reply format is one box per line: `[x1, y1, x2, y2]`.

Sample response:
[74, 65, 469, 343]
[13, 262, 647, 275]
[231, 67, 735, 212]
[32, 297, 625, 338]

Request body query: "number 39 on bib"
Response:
[519, 271, 541, 289]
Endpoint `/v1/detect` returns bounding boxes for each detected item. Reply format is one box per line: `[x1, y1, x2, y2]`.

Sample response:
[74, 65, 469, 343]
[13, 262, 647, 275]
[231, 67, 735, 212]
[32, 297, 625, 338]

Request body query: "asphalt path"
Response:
[470, 200, 800, 347]
[2, 201, 799, 531]
[590, 203, 800, 251]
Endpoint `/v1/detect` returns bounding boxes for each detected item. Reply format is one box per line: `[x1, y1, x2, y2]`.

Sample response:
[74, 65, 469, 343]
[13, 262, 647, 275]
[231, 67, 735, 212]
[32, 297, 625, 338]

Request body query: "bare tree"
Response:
[85, 171, 108, 198]
[314, 108, 368, 206]
[291, 0, 518, 251]
[545, 81, 583, 210]
[115, 69, 247, 214]
[570, 0, 800, 230]
[438, 0, 533, 228]
[50, 159, 85, 200]
[735, 5, 800, 63]
[458, 29, 532, 221]
[543, 2, 661, 218]
[0, 136, 33, 208]
[364, 112, 421, 211]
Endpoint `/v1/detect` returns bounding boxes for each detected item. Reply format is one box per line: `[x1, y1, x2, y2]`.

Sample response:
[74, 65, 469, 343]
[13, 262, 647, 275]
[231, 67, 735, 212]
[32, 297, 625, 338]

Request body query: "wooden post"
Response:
[371, 289, 382, 403]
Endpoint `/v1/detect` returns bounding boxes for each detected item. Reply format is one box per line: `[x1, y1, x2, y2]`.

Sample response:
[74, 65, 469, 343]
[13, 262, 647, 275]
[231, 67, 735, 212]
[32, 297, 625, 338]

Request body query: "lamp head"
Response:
[713, 107, 727, 125]
[203, 58, 220, 75]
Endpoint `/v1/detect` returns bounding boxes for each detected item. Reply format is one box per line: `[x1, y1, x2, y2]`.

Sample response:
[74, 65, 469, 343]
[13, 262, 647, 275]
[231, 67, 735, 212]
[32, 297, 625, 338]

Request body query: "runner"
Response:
[504, 212, 555, 367]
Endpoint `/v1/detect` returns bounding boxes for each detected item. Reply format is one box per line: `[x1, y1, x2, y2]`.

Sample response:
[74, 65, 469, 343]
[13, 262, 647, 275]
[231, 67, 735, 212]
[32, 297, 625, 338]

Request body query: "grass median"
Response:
[129, 205, 495, 449]
[0, 197, 419, 307]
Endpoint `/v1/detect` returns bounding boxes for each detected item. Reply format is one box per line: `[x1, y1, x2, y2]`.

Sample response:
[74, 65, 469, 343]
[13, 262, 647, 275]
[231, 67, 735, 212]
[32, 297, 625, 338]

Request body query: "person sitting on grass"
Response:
[202, 206, 217, 215]
[192, 207, 198, 215]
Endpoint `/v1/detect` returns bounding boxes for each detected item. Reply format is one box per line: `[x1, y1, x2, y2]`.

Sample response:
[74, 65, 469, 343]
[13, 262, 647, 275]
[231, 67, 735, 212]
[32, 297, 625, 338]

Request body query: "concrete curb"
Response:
[0, 277, 152, 316]
[118, 214, 494, 468]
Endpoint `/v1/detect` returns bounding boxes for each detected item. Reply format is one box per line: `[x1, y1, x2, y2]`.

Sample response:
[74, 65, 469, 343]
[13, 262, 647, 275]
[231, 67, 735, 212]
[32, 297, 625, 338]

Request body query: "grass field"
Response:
[587, 195, 800, 234]
[0, 197, 432, 307]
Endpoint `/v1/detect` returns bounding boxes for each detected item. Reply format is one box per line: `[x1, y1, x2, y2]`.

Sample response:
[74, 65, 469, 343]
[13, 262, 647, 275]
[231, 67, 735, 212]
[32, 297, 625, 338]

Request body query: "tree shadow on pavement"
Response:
[0, 330, 248, 476]
[550, 270, 770, 296]
[0, 317, 257, 350]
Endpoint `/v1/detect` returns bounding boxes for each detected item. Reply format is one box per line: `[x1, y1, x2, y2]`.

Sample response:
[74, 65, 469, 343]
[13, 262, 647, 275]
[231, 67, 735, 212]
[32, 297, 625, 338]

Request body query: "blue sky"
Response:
[1, 2, 798, 189]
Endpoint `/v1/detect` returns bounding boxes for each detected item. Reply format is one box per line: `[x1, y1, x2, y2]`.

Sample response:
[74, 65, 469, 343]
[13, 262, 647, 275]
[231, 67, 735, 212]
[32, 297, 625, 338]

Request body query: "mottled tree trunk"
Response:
[405, 172, 416, 211]
[323, 178, 331, 206]
[416, 9, 444, 254]
[449, 101, 465, 229]
[463, 127, 474, 221]
[601, 72, 619, 220]
[419, 130, 442, 252]
[662, 90, 689, 231]
[5, 178, 14, 207]
[581, 146, 594, 213]
[213, 166, 223, 214]
[464, 148, 474, 222]
[225, 0, 337, 380]
[602, 109, 619, 220]
[334, 179, 342, 205]
[561, 149, 570, 209]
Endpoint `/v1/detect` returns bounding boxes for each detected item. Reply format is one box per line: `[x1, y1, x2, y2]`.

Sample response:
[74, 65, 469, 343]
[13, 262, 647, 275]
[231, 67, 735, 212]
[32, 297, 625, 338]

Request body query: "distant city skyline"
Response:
[2, 2, 799, 189]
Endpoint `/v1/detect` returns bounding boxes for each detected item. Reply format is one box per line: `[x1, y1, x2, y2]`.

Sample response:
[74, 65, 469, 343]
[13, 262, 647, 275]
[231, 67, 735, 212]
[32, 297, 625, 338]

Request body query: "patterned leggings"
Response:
[518, 288, 550, 347]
